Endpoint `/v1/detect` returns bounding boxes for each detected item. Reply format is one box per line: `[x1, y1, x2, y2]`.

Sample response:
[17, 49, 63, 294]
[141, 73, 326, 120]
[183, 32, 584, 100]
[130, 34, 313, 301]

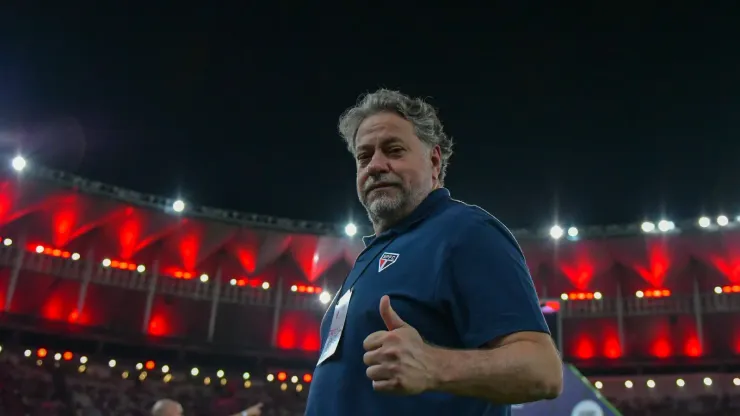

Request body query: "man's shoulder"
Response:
[438, 200, 521, 252]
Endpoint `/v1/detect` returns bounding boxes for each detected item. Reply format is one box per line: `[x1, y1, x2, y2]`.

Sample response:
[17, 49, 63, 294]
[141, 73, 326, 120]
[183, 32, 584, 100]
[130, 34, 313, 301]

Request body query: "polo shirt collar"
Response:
[362, 187, 451, 247]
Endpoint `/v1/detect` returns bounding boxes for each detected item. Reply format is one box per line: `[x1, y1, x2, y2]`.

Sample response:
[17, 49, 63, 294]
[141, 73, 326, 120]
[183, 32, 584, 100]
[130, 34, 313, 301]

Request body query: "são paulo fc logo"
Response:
[378, 252, 399, 272]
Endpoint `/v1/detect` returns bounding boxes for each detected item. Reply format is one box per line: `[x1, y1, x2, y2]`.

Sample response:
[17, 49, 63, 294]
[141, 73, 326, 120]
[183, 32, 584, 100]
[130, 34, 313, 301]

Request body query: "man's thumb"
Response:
[379, 295, 407, 330]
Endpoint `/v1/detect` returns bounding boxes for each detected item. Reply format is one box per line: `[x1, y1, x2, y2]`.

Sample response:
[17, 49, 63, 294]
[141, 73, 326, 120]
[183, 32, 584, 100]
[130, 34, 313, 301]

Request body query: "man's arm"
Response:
[428, 331, 562, 403]
[433, 215, 563, 403]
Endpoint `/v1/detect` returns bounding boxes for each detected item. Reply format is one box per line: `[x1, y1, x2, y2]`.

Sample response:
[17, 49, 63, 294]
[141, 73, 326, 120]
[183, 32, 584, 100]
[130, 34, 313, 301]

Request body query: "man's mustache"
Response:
[364, 178, 401, 194]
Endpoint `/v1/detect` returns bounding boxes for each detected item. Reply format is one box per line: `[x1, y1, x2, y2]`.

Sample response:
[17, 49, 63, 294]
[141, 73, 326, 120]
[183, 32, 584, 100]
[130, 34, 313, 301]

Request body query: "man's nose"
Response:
[365, 152, 391, 174]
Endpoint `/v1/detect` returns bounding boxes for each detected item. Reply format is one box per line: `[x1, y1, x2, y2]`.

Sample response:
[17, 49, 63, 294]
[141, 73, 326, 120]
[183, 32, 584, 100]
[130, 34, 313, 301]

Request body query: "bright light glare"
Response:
[344, 223, 357, 237]
[199, 274, 209, 283]
[698, 217, 710, 228]
[641, 221, 655, 232]
[319, 292, 332, 304]
[657, 220, 674, 232]
[567, 227, 578, 237]
[549, 225, 564, 239]
[717, 215, 729, 226]
[172, 200, 185, 213]
[11, 156, 26, 172]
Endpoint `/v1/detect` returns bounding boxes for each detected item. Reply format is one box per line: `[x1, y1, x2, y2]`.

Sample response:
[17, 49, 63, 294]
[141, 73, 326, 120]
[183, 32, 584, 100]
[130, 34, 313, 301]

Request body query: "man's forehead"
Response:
[356, 113, 413, 145]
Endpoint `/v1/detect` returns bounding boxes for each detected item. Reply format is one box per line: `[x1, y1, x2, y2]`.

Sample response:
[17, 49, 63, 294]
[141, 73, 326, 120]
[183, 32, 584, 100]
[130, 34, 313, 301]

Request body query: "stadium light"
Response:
[641, 221, 655, 232]
[698, 217, 711, 228]
[344, 223, 357, 237]
[549, 225, 564, 239]
[217, 369, 225, 378]
[657, 220, 674, 232]
[319, 292, 332, 304]
[191, 367, 199, 376]
[172, 199, 185, 213]
[108, 359, 116, 368]
[567, 227, 578, 237]
[676, 378, 685, 387]
[11, 156, 26, 172]
[199, 274, 209, 283]
[717, 215, 729, 226]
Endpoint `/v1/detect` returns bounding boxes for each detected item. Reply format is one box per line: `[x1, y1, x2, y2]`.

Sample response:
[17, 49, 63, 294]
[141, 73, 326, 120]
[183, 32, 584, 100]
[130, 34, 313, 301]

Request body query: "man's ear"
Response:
[430, 145, 442, 183]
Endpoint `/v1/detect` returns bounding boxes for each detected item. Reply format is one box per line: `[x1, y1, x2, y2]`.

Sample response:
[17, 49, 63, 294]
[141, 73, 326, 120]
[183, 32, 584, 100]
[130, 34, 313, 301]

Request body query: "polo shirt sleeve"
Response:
[438, 215, 549, 348]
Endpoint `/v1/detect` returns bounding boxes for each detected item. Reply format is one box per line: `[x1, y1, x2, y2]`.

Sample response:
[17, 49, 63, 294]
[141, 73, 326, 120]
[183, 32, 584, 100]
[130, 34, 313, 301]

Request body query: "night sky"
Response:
[2, 4, 740, 232]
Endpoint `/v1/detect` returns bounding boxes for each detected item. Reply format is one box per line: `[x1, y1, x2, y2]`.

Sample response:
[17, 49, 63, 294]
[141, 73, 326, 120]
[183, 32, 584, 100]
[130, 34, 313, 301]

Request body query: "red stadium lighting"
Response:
[172, 270, 194, 279]
[37, 348, 47, 358]
[636, 289, 671, 298]
[62, 351, 73, 361]
[716, 285, 740, 294]
[277, 371, 287, 382]
[291, 284, 323, 294]
[303, 373, 312, 383]
[230, 278, 269, 289]
[102, 258, 146, 273]
[145, 360, 156, 370]
[560, 291, 602, 301]
[30, 244, 79, 260]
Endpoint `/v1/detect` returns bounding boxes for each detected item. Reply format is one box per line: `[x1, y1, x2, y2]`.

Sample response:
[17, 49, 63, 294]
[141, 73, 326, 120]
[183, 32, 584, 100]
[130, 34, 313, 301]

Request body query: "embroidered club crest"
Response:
[378, 252, 399, 272]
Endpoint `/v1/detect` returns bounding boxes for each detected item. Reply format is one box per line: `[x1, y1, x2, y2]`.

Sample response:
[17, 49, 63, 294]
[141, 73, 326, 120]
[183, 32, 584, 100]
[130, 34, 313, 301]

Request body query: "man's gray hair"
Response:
[338, 89, 454, 184]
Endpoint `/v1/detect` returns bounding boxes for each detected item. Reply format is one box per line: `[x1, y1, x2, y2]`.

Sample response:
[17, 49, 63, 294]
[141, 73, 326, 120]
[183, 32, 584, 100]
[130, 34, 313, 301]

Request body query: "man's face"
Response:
[355, 112, 441, 226]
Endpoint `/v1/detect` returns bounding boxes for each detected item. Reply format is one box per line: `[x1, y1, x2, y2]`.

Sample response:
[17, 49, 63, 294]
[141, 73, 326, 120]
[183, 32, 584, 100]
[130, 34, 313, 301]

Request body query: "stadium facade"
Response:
[0, 164, 739, 376]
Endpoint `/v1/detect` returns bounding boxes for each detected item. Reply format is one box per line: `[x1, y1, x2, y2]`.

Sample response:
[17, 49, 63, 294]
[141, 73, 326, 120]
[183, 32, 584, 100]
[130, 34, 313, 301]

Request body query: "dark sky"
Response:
[2, 4, 740, 231]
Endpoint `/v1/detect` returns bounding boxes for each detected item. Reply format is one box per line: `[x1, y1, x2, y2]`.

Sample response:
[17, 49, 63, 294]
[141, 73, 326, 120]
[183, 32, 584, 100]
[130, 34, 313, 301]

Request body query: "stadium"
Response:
[1, 156, 739, 415]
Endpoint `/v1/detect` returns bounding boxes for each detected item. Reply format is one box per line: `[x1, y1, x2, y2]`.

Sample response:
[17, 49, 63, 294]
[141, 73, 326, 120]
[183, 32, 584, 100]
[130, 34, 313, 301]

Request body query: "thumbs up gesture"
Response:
[362, 295, 438, 395]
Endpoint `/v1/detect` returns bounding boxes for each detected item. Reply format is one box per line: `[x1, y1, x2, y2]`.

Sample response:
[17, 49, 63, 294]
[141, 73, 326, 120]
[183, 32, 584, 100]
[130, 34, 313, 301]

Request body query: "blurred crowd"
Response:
[3, 352, 740, 415]
[0, 357, 306, 416]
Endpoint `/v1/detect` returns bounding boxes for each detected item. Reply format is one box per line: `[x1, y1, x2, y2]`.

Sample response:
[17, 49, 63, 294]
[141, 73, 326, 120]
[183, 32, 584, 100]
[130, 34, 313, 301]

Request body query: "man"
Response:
[304, 89, 563, 416]
[151, 399, 262, 416]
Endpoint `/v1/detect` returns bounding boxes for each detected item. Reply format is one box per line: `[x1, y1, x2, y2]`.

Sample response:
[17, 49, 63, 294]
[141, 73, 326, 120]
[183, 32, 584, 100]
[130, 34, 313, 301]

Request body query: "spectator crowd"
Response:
[0, 355, 305, 416]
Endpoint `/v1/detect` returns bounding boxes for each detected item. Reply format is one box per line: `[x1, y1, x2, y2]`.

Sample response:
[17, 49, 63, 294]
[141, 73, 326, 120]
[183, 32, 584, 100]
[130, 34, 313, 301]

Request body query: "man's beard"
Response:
[364, 186, 410, 222]
[359, 179, 419, 228]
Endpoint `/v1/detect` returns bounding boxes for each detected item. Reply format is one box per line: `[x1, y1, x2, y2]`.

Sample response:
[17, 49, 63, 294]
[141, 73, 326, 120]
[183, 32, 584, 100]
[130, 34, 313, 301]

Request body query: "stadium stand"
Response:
[1, 161, 740, 414]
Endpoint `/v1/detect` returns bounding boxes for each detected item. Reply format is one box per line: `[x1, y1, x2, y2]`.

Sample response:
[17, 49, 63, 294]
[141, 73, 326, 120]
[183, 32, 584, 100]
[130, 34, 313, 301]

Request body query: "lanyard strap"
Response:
[332, 236, 397, 304]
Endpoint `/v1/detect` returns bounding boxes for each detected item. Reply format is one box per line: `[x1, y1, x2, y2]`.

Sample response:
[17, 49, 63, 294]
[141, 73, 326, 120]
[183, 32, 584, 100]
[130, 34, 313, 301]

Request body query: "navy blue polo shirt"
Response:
[305, 188, 549, 416]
